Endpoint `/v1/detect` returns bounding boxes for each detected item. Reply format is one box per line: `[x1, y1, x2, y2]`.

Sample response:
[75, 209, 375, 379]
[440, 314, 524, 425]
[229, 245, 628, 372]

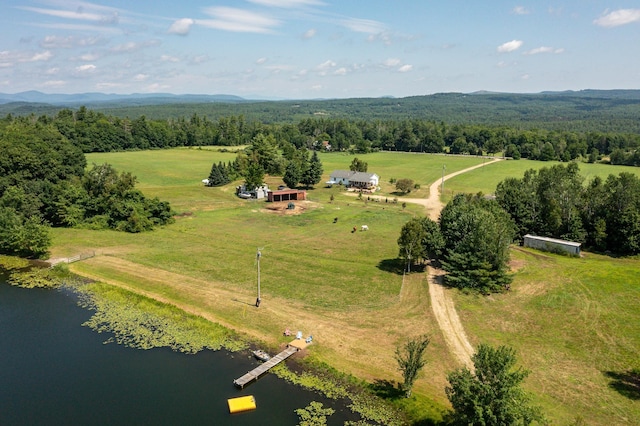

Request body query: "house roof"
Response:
[330, 170, 353, 179]
[349, 172, 378, 183]
[523, 234, 581, 247]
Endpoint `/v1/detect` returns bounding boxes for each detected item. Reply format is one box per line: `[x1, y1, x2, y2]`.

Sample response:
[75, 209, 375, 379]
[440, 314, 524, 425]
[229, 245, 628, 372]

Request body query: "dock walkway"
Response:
[233, 338, 313, 388]
[234, 346, 299, 388]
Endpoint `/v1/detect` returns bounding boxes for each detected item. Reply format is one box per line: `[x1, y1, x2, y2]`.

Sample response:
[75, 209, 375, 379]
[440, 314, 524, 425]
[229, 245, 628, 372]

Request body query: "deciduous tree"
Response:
[395, 335, 430, 397]
[446, 344, 545, 425]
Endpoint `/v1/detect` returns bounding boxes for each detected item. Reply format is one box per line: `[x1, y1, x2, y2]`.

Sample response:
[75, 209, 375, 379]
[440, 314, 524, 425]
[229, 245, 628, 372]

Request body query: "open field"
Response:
[50, 149, 640, 424]
[442, 158, 640, 202]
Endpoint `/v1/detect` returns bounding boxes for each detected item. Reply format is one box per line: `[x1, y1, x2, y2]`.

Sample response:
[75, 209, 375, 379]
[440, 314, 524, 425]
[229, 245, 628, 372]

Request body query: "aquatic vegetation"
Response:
[7, 268, 63, 289]
[272, 363, 405, 426]
[294, 401, 335, 425]
[75, 282, 246, 353]
[0, 255, 30, 271]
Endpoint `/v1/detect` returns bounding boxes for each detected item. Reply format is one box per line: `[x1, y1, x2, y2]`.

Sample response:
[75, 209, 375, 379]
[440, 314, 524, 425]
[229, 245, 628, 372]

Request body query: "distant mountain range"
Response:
[0, 91, 247, 106]
[2, 89, 639, 108]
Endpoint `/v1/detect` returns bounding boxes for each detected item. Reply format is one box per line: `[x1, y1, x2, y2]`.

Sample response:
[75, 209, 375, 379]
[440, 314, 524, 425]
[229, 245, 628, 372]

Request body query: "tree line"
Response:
[6, 107, 638, 167]
[0, 117, 174, 258]
[398, 163, 640, 297]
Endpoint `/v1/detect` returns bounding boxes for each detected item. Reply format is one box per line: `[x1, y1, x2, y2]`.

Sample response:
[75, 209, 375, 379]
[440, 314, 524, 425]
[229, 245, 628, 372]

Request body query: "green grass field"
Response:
[50, 149, 640, 425]
[442, 158, 640, 201]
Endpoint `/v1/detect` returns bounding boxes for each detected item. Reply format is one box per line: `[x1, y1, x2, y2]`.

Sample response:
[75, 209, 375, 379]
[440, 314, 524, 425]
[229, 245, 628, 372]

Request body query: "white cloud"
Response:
[256, 57, 268, 65]
[594, 9, 640, 27]
[334, 67, 347, 75]
[168, 18, 194, 35]
[497, 40, 523, 53]
[19, 3, 122, 27]
[42, 80, 66, 88]
[31, 51, 53, 61]
[521, 74, 531, 80]
[110, 40, 159, 53]
[341, 18, 386, 34]
[512, 6, 530, 15]
[76, 64, 96, 72]
[398, 64, 413, 73]
[198, 7, 280, 33]
[79, 53, 100, 61]
[248, 0, 325, 7]
[40, 35, 74, 49]
[46, 67, 60, 75]
[384, 58, 401, 67]
[302, 28, 316, 39]
[146, 83, 171, 92]
[317, 60, 336, 69]
[524, 46, 565, 55]
[133, 74, 148, 82]
[161, 54, 180, 63]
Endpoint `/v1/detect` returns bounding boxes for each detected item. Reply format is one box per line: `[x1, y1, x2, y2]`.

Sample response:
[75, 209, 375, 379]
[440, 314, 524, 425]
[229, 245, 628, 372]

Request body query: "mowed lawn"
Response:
[50, 149, 640, 424]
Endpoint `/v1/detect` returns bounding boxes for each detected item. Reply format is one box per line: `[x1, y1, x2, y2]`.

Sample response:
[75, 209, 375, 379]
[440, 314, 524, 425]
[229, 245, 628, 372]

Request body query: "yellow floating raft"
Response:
[228, 395, 256, 413]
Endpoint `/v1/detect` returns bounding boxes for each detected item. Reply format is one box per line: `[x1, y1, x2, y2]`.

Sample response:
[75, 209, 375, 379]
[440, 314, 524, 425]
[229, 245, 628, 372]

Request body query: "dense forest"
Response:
[0, 117, 173, 258]
[4, 104, 639, 166]
[3, 90, 640, 133]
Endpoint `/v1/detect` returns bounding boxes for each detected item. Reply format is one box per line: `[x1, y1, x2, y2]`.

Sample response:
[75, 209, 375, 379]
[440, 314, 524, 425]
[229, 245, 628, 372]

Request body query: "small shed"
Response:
[523, 234, 581, 256]
[267, 189, 307, 202]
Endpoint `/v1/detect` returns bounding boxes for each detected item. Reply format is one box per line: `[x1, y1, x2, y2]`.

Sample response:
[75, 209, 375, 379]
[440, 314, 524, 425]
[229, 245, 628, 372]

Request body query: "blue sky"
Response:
[1, 0, 639, 99]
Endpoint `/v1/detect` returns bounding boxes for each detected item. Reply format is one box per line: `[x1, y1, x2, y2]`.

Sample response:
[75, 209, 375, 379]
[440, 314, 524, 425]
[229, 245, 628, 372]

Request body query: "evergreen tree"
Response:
[283, 160, 302, 189]
[207, 162, 224, 186]
[300, 151, 323, 188]
[440, 194, 514, 293]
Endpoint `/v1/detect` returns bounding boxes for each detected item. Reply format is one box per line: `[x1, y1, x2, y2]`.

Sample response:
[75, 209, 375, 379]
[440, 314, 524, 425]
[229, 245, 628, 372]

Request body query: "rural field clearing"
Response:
[51, 149, 640, 424]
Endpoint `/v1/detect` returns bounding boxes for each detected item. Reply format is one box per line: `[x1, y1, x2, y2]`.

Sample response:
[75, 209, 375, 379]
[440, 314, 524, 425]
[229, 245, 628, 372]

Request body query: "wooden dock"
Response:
[234, 340, 310, 388]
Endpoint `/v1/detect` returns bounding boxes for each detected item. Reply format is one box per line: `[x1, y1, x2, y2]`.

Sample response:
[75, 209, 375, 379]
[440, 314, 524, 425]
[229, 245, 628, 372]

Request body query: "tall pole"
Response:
[255, 249, 261, 307]
[441, 164, 446, 194]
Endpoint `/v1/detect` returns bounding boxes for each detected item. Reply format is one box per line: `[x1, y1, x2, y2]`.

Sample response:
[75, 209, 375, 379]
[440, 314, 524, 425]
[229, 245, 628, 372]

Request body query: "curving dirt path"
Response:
[423, 158, 503, 368]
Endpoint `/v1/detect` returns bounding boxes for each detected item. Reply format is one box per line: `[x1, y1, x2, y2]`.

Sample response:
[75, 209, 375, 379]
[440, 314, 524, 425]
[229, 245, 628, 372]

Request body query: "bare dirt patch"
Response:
[261, 200, 314, 215]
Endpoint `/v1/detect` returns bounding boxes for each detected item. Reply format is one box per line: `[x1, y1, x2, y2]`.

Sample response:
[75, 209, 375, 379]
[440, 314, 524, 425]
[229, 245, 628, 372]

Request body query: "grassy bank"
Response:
[48, 149, 640, 424]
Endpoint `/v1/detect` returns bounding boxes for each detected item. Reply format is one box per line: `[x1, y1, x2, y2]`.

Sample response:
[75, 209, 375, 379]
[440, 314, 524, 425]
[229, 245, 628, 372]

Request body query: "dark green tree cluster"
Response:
[439, 194, 515, 292]
[609, 148, 640, 166]
[207, 161, 239, 187]
[398, 194, 514, 293]
[0, 117, 174, 257]
[495, 163, 640, 254]
[7, 106, 640, 166]
[82, 164, 173, 232]
[446, 344, 545, 425]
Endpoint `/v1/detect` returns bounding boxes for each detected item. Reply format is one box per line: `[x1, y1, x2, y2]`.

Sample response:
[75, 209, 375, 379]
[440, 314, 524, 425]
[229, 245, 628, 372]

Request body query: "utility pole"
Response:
[255, 249, 261, 307]
[441, 164, 446, 194]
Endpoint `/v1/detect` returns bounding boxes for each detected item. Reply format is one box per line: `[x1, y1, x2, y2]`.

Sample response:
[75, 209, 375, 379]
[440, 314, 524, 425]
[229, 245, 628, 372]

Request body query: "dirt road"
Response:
[421, 158, 503, 368]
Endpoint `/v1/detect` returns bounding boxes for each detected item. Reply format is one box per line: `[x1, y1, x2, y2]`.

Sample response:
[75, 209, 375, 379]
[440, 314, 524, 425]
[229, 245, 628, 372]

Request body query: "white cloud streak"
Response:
[497, 40, 523, 53]
[247, 0, 325, 8]
[524, 46, 564, 55]
[341, 18, 386, 34]
[594, 9, 640, 27]
[198, 7, 281, 33]
[512, 6, 530, 15]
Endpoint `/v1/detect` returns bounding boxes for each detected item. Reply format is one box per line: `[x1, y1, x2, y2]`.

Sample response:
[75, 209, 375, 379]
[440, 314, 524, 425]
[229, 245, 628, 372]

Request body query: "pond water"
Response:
[0, 279, 358, 425]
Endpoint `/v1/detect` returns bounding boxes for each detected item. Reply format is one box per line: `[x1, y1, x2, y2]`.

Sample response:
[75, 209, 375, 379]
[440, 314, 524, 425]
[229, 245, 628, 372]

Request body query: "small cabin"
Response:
[523, 234, 581, 256]
[267, 189, 306, 202]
